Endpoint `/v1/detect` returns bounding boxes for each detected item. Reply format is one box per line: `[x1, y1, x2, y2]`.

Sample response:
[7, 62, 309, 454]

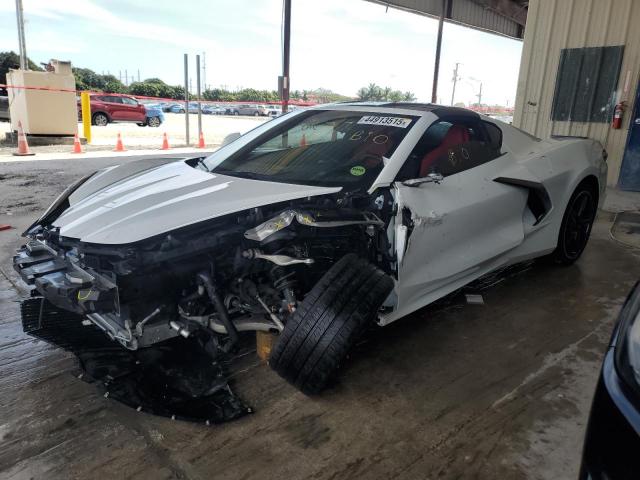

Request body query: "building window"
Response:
[551, 45, 624, 123]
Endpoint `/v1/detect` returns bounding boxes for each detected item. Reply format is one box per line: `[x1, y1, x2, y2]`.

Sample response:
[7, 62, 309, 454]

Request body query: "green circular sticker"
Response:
[350, 165, 366, 176]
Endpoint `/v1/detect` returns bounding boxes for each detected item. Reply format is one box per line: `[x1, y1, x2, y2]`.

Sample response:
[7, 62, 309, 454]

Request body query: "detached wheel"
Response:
[550, 181, 597, 265]
[147, 116, 161, 127]
[270, 253, 394, 395]
[92, 113, 108, 126]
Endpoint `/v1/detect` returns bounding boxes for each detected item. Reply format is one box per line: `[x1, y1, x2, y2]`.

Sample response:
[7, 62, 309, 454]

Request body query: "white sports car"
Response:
[14, 103, 607, 395]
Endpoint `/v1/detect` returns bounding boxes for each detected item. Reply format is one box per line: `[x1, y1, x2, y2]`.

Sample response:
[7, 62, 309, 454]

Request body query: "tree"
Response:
[143, 77, 165, 84]
[203, 88, 236, 101]
[0, 51, 43, 93]
[129, 81, 160, 97]
[402, 91, 416, 102]
[356, 82, 416, 102]
[171, 85, 186, 100]
[104, 80, 127, 93]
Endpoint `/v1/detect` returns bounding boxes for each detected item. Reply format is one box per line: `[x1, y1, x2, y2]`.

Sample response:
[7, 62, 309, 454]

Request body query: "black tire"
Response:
[550, 181, 597, 265]
[92, 112, 108, 126]
[270, 254, 394, 395]
[254, 111, 259, 116]
[147, 116, 161, 127]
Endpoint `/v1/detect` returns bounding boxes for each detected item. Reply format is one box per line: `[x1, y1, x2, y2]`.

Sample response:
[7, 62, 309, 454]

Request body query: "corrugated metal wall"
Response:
[513, 0, 640, 185]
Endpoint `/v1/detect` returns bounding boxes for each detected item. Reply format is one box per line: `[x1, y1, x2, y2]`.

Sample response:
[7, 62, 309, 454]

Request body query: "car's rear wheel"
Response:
[92, 113, 108, 126]
[147, 116, 161, 127]
[254, 111, 259, 116]
[269, 253, 394, 395]
[550, 181, 598, 265]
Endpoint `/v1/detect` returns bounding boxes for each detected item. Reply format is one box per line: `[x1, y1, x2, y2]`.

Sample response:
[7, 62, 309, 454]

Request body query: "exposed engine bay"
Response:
[14, 190, 395, 357]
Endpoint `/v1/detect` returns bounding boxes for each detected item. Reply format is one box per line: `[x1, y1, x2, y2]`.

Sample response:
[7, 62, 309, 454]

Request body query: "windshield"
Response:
[204, 109, 419, 188]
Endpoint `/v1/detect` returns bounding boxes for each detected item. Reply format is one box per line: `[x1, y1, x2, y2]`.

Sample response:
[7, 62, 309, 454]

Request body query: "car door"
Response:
[120, 97, 145, 121]
[101, 96, 125, 121]
[393, 118, 528, 312]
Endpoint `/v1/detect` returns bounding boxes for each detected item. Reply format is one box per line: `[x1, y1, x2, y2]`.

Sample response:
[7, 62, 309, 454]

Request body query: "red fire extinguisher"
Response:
[612, 101, 626, 129]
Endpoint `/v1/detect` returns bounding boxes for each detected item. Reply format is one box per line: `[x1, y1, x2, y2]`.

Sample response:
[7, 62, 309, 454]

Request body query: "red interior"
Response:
[419, 125, 470, 177]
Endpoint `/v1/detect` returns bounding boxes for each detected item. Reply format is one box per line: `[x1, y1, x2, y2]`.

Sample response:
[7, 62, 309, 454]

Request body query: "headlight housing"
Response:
[614, 281, 640, 397]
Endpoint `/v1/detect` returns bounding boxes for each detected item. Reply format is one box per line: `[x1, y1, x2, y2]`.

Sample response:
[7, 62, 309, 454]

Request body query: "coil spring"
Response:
[271, 265, 296, 292]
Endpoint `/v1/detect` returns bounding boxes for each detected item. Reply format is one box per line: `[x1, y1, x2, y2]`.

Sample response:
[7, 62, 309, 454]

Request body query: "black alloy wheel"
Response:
[552, 183, 597, 265]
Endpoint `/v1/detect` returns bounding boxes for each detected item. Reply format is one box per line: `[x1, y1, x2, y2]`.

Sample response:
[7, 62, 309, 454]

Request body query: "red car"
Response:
[79, 94, 157, 127]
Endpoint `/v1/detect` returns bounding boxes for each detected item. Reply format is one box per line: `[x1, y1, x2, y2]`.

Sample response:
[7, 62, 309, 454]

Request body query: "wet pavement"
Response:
[1, 156, 639, 480]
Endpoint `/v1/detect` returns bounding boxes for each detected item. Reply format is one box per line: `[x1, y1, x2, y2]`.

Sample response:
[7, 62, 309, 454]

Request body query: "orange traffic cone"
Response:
[71, 133, 83, 154]
[198, 131, 206, 148]
[161, 132, 170, 150]
[13, 121, 34, 156]
[300, 133, 307, 147]
[113, 133, 126, 152]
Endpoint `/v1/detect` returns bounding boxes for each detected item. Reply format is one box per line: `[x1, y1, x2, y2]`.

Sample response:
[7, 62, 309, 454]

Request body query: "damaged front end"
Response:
[14, 191, 393, 357]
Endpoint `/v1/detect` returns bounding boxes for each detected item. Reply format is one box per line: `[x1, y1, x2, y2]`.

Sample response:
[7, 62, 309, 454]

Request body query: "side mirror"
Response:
[401, 173, 444, 187]
[221, 132, 241, 146]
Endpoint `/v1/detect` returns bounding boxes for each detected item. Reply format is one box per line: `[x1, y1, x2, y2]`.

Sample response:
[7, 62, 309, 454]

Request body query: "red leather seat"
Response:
[419, 125, 470, 177]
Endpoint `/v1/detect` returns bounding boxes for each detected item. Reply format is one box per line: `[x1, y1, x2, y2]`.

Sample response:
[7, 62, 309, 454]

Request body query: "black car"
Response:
[0, 95, 9, 121]
[581, 281, 640, 479]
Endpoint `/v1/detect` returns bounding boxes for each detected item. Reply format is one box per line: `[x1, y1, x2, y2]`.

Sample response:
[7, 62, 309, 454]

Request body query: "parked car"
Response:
[202, 105, 226, 115]
[0, 95, 9, 122]
[143, 106, 165, 128]
[267, 104, 282, 117]
[167, 104, 185, 114]
[226, 104, 269, 116]
[167, 103, 204, 114]
[163, 103, 181, 112]
[81, 94, 159, 127]
[14, 103, 607, 396]
[580, 280, 640, 478]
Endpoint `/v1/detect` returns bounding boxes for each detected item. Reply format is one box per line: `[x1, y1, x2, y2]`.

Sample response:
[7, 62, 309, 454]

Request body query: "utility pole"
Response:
[125, 69, 128, 86]
[476, 82, 483, 106]
[281, 0, 291, 113]
[451, 62, 460, 105]
[202, 52, 207, 92]
[119, 70, 122, 83]
[15, 0, 28, 69]
[137, 69, 140, 82]
[196, 54, 202, 140]
[431, 0, 446, 103]
[184, 54, 190, 146]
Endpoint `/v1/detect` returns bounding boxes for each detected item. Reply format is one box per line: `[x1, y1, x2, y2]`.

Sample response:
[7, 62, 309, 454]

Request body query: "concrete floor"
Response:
[1, 156, 639, 480]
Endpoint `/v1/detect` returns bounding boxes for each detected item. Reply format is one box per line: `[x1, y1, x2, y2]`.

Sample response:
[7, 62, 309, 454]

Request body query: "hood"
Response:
[53, 160, 341, 245]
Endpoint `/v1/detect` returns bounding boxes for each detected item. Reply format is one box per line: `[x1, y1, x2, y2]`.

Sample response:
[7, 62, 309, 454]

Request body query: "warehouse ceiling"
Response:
[365, 0, 528, 39]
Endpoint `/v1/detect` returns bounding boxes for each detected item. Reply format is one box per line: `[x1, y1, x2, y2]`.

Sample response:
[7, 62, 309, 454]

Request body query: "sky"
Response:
[0, 0, 523, 106]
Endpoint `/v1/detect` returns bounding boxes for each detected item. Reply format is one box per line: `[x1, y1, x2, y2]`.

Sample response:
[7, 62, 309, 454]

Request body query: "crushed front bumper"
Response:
[13, 239, 117, 314]
[13, 239, 175, 349]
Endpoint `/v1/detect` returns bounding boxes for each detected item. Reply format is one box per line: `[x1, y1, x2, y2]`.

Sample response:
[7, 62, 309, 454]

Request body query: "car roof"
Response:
[324, 101, 480, 119]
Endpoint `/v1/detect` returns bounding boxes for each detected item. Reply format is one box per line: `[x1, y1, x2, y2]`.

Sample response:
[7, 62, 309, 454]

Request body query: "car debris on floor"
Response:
[21, 296, 251, 424]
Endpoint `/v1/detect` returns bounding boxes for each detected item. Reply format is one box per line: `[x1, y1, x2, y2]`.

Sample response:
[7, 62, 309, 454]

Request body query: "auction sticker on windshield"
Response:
[357, 116, 412, 128]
